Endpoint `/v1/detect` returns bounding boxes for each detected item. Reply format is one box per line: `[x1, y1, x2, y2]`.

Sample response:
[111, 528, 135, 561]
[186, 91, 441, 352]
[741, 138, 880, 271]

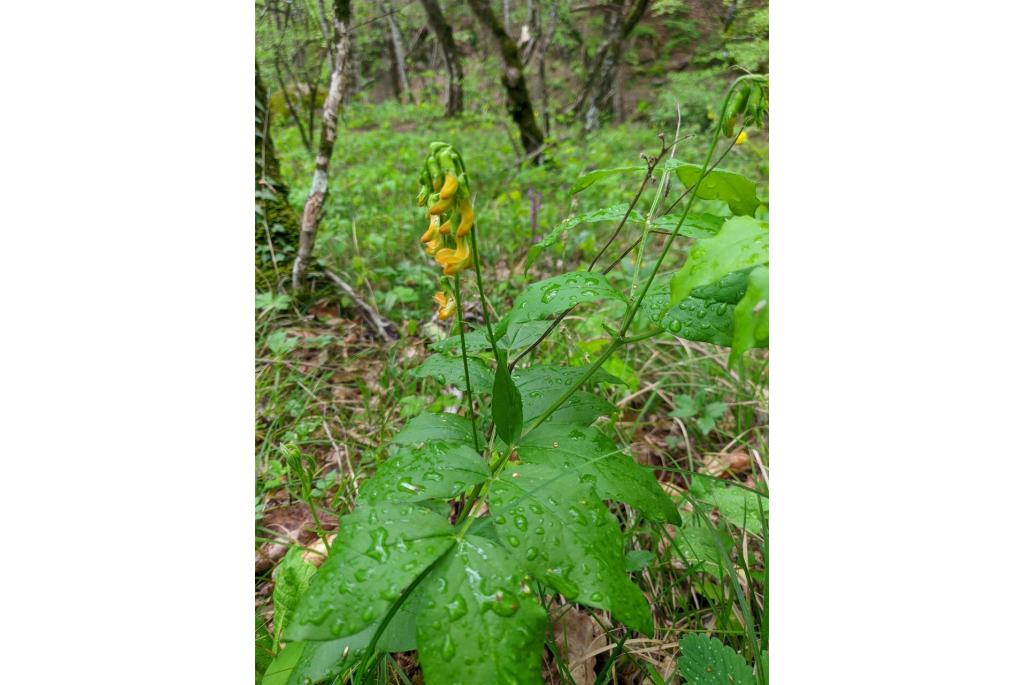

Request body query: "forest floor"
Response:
[256, 100, 768, 684]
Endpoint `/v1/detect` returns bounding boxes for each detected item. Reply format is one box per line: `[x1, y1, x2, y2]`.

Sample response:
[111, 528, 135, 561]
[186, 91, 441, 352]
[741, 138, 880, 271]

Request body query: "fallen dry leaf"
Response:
[255, 502, 336, 574]
[551, 605, 608, 685]
[701, 448, 752, 478]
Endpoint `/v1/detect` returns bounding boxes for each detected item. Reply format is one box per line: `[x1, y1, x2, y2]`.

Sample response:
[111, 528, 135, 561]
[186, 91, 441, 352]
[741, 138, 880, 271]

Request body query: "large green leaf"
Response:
[488, 463, 654, 634]
[394, 412, 476, 446]
[262, 595, 420, 685]
[676, 634, 756, 685]
[412, 353, 494, 393]
[571, 166, 645, 194]
[653, 211, 725, 238]
[286, 504, 455, 642]
[512, 364, 623, 394]
[518, 424, 680, 524]
[670, 216, 768, 306]
[510, 272, 626, 323]
[359, 441, 489, 504]
[673, 163, 761, 216]
[491, 348, 524, 444]
[521, 387, 614, 429]
[729, 265, 768, 367]
[272, 547, 318, 643]
[417, 535, 547, 685]
[642, 284, 737, 346]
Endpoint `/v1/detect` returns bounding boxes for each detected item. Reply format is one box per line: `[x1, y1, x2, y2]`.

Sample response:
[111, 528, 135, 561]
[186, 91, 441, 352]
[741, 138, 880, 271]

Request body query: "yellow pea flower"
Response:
[735, 131, 748, 145]
[433, 291, 456, 320]
[434, 234, 473, 276]
[455, 200, 474, 237]
[439, 173, 459, 201]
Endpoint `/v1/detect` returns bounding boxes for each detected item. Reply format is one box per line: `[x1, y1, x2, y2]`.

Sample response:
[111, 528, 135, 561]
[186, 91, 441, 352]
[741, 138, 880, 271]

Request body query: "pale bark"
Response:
[572, 0, 651, 132]
[382, 0, 412, 102]
[292, 0, 352, 289]
[419, 0, 464, 116]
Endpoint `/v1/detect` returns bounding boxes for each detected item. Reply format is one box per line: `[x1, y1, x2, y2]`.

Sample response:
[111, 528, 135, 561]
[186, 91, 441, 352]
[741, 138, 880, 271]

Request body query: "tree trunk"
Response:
[419, 0, 464, 117]
[256, 63, 300, 277]
[382, 0, 412, 102]
[467, 0, 545, 162]
[573, 0, 651, 133]
[291, 0, 353, 290]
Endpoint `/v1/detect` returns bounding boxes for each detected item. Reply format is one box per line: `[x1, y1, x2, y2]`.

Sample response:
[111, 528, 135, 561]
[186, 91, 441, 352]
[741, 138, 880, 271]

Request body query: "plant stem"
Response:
[451, 272, 481, 452]
[469, 223, 497, 346]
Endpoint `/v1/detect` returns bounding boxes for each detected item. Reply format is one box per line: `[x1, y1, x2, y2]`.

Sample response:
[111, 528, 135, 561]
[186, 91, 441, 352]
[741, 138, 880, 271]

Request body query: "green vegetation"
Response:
[257, 2, 768, 683]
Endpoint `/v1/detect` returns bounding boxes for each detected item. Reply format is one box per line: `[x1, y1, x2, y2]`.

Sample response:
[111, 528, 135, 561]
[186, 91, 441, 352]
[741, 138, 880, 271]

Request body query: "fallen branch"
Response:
[322, 269, 398, 340]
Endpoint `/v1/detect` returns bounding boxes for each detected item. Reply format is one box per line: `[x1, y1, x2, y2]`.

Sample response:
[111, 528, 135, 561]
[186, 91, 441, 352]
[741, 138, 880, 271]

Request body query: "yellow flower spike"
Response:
[735, 131, 748, 145]
[428, 195, 454, 215]
[439, 173, 459, 201]
[455, 200, 474, 237]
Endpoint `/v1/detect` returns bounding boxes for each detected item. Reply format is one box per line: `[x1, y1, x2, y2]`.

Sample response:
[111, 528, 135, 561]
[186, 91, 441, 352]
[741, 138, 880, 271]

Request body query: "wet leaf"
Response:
[412, 353, 494, 393]
[394, 412, 476, 446]
[359, 441, 489, 504]
[510, 272, 626, 323]
[669, 217, 768, 306]
[488, 463, 655, 634]
[285, 504, 455, 642]
[676, 634, 756, 685]
[518, 424, 680, 524]
[417, 536, 547, 685]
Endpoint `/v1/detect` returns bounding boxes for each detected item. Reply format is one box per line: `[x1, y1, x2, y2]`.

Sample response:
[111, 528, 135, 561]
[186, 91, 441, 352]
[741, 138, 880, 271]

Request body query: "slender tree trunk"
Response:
[467, 0, 545, 162]
[419, 0, 464, 117]
[381, 0, 412, 102]
[573, 0, 651, 132]
[292, 0, 353, 290]
[256, 64, 299, 272]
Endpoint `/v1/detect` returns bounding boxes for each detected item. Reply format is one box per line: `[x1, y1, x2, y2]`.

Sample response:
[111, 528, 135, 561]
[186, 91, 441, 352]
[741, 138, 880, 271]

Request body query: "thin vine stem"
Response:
[451, 272, 481, 452]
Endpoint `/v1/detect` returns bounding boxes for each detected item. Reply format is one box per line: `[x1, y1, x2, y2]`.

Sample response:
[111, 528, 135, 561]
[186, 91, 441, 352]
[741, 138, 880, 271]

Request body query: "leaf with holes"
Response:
[285, 503, 455, 642]
[670, 217, 768, 306]
[518, 424, 680, 524]
[417, 536, 547, 684]
[394, 412, 476, 447]
[358, 441, 489, 504]
[510, 272, 626, 323]
[676, 634, 756, 685]
[488, 463, 654, 634]
[412, 353, 494, 393]
[673, 163, 761, 216]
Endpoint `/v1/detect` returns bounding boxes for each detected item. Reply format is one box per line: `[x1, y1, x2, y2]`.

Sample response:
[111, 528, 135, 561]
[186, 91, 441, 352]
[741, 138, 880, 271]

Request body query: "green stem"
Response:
[451, 272, 481, 452]
[469, 224, 497, 346]
[618, 75, 760, 338]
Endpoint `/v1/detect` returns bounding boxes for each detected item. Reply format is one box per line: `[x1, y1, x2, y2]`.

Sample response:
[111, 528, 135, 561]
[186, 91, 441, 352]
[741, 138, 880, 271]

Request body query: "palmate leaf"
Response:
[670, 216, 768, 306]
[358, 441, 489, 505]
[285, 504, 455, 642]
[676, 634, 756, 685]
[518, 424, 680, 525]
[417, 536, 547, 685]
[672, 162, 761, 216]
[412, 353, 494, 393]
[488, 463, 655, 635]
[510, 272, 626, 323]
[393, 412, 476, 446]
